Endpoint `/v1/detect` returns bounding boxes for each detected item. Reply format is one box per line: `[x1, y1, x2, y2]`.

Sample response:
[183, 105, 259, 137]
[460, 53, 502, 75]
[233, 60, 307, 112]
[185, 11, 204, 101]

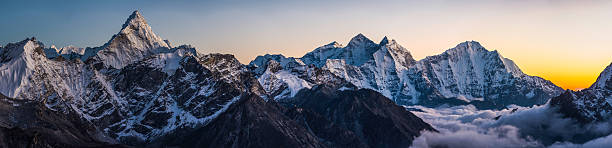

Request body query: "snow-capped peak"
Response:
[116, 10, 169, 49]
[438, 41, 524, 76]
[590, 62, 612, 90]
[121, 11, 145, 30]
[346, 33, 376, 48]
[453, 41, 485, 52]
[82, 10, 172, 69]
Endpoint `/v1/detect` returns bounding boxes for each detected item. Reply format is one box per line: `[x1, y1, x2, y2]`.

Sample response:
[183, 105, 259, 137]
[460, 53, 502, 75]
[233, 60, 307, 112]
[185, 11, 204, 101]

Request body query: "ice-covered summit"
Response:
[117, 10, 170, 49]
[83, 10, 172, 69]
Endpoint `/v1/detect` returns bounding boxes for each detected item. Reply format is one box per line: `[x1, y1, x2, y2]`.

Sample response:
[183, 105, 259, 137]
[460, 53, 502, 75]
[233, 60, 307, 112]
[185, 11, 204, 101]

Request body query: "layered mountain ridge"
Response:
[249, 35, 563, 109]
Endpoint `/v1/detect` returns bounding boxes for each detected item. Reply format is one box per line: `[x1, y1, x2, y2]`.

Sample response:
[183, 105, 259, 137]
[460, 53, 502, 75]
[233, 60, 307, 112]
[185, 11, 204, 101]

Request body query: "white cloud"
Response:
[407, 104, 612, 148]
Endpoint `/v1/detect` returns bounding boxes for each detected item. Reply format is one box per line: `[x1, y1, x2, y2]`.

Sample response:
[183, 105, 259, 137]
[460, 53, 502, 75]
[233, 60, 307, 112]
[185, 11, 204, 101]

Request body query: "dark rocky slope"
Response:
[0, 94, 124, 148]
[281, 85, 436, 148]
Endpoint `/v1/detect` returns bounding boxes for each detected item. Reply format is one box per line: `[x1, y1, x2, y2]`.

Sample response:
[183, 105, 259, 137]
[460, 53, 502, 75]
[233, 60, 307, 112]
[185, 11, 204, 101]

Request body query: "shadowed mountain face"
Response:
[280, 85, 437, 148]
[0, 11, 436, 148]
[151, 94, 327, 148]
[0, 94, 124, 148]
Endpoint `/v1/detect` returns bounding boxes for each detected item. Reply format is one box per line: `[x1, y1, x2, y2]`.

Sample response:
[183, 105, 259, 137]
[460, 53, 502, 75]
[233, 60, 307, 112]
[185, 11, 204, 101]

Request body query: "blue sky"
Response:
[1, 0, 611, 89]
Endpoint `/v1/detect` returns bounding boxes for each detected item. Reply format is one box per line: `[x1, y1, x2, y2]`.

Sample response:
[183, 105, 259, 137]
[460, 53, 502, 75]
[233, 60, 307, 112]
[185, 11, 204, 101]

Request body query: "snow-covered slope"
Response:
[0, 38, 40, 98]
[248, 54, 347, 100]
[320, 36, 418, 103]
[250, 35, 562, 109]
[413, 41, 563, 107]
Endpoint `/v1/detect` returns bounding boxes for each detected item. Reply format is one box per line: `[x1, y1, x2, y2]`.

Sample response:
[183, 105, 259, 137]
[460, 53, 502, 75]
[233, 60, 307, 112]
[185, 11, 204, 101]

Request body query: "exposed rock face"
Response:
[550, 63, 612, 123]
[280, 84, 436, 148]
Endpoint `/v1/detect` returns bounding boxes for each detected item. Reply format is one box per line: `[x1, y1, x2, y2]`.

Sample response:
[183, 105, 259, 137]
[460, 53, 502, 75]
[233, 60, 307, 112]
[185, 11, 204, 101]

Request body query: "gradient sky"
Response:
[1, 0, 611, 90]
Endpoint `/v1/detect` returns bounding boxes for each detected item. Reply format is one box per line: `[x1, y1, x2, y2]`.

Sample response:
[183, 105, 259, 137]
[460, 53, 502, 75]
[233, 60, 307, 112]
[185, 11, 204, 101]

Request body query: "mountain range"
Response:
[249, 34, 563, 109]
[0, 11, 435, 148]
[1, 10, 610, 148]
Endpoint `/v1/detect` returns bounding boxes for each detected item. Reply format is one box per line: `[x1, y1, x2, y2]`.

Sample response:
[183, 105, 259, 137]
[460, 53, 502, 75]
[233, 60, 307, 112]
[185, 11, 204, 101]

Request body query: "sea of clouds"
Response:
[407, 104, 612, 148]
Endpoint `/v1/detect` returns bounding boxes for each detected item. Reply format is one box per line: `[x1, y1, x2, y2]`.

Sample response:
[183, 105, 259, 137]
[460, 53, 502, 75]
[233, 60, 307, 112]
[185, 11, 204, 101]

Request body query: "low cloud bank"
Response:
[408, 104, 612, 148]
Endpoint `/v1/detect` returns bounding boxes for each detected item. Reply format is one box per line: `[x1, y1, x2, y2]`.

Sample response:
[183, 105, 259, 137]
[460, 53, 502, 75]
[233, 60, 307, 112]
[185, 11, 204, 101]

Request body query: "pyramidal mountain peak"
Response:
[113, 10, 168, 49]
[84, 10, 172, 69]
[121, 10, 146, 29]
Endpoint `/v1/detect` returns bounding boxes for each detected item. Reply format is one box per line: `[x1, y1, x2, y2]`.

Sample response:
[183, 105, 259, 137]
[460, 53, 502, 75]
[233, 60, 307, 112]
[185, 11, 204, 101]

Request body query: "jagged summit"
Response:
[112, 10, 169, 49]
[0, 38, 41, 62]
[122, 10, 145, 29]
[346, 33, 376, 48]
[324, 41, 342, 48]
[84, 10, 172, 69]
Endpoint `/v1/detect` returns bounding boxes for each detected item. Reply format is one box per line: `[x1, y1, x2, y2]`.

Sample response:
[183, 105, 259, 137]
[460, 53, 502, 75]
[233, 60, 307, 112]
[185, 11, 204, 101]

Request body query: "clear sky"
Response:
[1, 0, 611, 90]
